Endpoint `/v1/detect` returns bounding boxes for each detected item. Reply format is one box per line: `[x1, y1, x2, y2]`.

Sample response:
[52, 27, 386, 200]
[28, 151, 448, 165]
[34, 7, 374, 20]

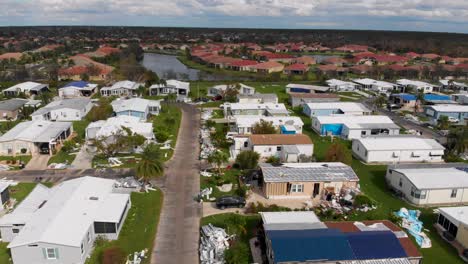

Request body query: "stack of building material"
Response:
[200, 224, 233, 264]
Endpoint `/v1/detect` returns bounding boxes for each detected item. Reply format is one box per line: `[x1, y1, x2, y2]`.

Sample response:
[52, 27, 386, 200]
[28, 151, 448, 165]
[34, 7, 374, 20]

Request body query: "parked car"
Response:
[448, 117, 459, 123]
[216, 195, 246, 209]
[225, 132, 238, 140]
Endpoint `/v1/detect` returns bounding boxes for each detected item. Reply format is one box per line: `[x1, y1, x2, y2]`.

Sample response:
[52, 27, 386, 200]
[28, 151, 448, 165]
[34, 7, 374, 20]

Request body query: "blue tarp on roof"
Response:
[394, 93, 416, 101]
[63, 81, 89, 88]
[424, 94, 451, 101]
[267, 229, 355, 263]
[280, 125, 296, 135]
[346, 231, 407, 260]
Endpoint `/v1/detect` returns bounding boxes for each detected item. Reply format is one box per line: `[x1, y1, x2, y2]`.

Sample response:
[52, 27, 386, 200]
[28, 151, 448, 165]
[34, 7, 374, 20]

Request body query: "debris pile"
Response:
[108, 157, 123, 167]
[395, 208, 432, 248]
[201, 110, 213, 121]
[115, 177, 142, 190]
[200, 224, 233, 264]
[200, 127, 216, 159]
[126, 249, 148, 264]
[47, 163, 68, 170]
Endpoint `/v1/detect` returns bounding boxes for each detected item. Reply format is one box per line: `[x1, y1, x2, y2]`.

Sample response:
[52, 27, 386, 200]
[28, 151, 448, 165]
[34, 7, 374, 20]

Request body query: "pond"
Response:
[142, 53, 251, 81]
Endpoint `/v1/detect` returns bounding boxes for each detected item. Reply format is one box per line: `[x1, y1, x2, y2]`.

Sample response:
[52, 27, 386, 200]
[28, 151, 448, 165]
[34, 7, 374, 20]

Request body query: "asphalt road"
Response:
[362, 98, 446, 144]
[0, 168, 135, 182]
[151, 103, 202, 264]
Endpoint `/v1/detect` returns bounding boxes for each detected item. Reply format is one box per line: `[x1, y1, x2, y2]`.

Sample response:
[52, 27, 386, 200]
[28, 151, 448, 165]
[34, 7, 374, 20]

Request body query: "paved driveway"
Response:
[152, 104, 202, 264]
[71, 145, 95, 169]
[24, 155, 50, 170]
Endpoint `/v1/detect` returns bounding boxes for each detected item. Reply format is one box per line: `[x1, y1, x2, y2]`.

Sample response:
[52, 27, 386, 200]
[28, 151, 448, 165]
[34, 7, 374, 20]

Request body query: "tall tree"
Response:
[252, 120, 277, 134]
[136, 143, 165, 184]
[207, 150, 229, 174]
[235, 150, 260, 170]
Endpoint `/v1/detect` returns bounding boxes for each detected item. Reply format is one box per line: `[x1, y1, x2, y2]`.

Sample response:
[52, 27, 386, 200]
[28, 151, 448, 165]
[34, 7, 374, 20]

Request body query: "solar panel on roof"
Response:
[347, 231, 407, 260]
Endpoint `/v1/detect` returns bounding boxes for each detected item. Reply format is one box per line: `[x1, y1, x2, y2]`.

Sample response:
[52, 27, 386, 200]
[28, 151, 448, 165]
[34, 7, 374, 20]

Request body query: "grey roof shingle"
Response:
[0, 99, 29, 111]
[260, 162, 359, 183]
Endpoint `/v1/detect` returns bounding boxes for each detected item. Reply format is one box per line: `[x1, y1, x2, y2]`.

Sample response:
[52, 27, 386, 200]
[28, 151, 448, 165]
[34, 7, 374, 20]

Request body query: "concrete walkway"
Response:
[152, 104, 202, 264]
[24, 155, 50, 170]
[71, 145, 95, 169]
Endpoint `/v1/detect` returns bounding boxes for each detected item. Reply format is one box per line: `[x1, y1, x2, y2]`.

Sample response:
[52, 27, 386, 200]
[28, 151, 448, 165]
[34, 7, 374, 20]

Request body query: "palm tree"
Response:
[136, 143, 164, 186]
[207, 150, 229, 174]
[414, 91, 425, 114]
[438, 116, 450, 130]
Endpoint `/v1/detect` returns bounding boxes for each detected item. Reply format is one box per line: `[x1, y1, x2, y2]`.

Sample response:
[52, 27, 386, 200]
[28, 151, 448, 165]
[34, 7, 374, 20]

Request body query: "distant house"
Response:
[248, 61, 284, 73]
[223, 103, 288, 117]
[228, 60, 258, 71]
[353, 78, 398, 94]
[207, 83, 255, 97]
[0, 52, 23, 61]
[31, 98, 93, 122]
[237, 93, 278, 104]
[439, 80, 468, 92]
[312, 115, 399, 139]
[100, 80, 142, 97]
[386, 163, 468, 206]
[3, 82, 49, 97]
[86, 116, 154, 141]
[352, 135, 445, 163]
[303, 102, 371, 118]
[424, 104, 468, 125]
[286, 84, 330, 94]
[232, 116, 304, 135]
[261, 211, 422, 264]
[111, 98, 161, 121]
[283, 63, 309, 75]
[326, 79, 358, 91]
[397, 79, 438, 94]
[0, 183, 10, 212]
[260, 162, 359, 199]
[230, 134, 313, 161]
[149, 80, 190, 101]
[289, 93, 340, 107]
[58, 54, 114, 81]
[0, 121, 72, 156]
[58, 81, 98, 98]
[0, 177, 131, 264]
[0, 99, 31, 121]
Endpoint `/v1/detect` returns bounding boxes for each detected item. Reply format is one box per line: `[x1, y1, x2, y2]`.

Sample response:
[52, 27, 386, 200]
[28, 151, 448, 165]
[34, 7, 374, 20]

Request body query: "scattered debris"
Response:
[0, 178, 18, 186]
[126, 249, 148, 264]
[108, 157, 123, 167]
[201, 170, 213, 177]
[115, 177, 142, 190]
[200, 224, 234, 264]
[201, 110, 213, 121]
[0, 164, 11, 171]
[47, 163, 68, 170]
[199, 187, 214, 201]
[217, 183, 233, 193]
[395, 208, 432, 248]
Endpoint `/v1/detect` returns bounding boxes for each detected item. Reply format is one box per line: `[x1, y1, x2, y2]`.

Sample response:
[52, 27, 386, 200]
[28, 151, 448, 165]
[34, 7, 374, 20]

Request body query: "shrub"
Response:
[155, 129, 170, 142]
[224, 242, 249, 264]
[101, 246, 126, 264]
[235, 150, 260, 170]
[265, 156, 280, 165]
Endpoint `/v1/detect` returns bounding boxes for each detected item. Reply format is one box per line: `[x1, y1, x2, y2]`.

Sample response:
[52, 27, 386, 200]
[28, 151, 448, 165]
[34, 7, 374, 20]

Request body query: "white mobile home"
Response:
[352, 135, 445, 163]
[2, 177, 131, 264]
[312, 115, 400, 139]
[237, 93, 278, 104]
[386, 164, 468, 206]
[303, 102, 371, 118]
[437, 207, 468, 250]
[223, 103, 288, 117]
[3, 82, 49, 97]
[31, 98, 93, 121]
[326, 79, 358, 91]
[111, 98, 161, 121]
[230, 134, 313, 162]
[86, 116, 155, 141]
[58, 81, 98, 98]
[233, 116, 304, 135]
[0, 121, 73, 156]
[149, 80, 190, 101]
[397, 79, 437, 94]
[353, 78, 397, 93]
[100, 80, 142, 97]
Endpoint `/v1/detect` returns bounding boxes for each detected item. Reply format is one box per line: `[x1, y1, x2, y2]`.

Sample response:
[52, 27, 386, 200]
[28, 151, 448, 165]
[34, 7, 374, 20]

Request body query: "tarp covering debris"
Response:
[395, 208, 431, 248]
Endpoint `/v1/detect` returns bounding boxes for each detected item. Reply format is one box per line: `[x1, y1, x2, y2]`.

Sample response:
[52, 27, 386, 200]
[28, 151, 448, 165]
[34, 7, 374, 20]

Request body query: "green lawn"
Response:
[152, 104, 182, 161]
[200, 169, 241, 199]
[201, 213, 260, 263]
[0, 155, 32, 169]
[86, 189, 163, 264]
[47, 149, 77, 165]
[73, 120, 91, 142]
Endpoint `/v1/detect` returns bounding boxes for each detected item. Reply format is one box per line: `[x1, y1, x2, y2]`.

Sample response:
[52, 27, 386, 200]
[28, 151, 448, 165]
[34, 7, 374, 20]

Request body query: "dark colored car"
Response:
[216, 195, 246, 210]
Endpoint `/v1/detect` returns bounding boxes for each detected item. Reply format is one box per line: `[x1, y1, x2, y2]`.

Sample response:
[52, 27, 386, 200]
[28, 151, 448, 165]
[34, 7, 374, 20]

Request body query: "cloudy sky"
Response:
[1, 0, 468, 33]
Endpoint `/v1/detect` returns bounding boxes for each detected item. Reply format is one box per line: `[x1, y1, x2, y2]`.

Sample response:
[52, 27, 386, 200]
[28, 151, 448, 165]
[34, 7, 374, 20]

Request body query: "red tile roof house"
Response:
[406, 52, 421, 59]
[228, 60, 259, 71]
[335, 44, 370, 53]
[421, 53, 441, 62]
[58, 55, 114, 81]
[0, 52, 23, 61]
[248, 61, 285, 73]
[323, 57, 347, 66]
[283, 63, 309, 75]
[205, 56, 240, 69]
[264, 53, 295, 63]
[293, 56, 316, 65]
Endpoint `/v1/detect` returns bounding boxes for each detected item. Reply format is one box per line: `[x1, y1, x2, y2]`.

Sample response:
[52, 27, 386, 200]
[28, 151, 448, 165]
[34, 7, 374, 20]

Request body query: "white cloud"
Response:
[1, 0, 467, 27]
